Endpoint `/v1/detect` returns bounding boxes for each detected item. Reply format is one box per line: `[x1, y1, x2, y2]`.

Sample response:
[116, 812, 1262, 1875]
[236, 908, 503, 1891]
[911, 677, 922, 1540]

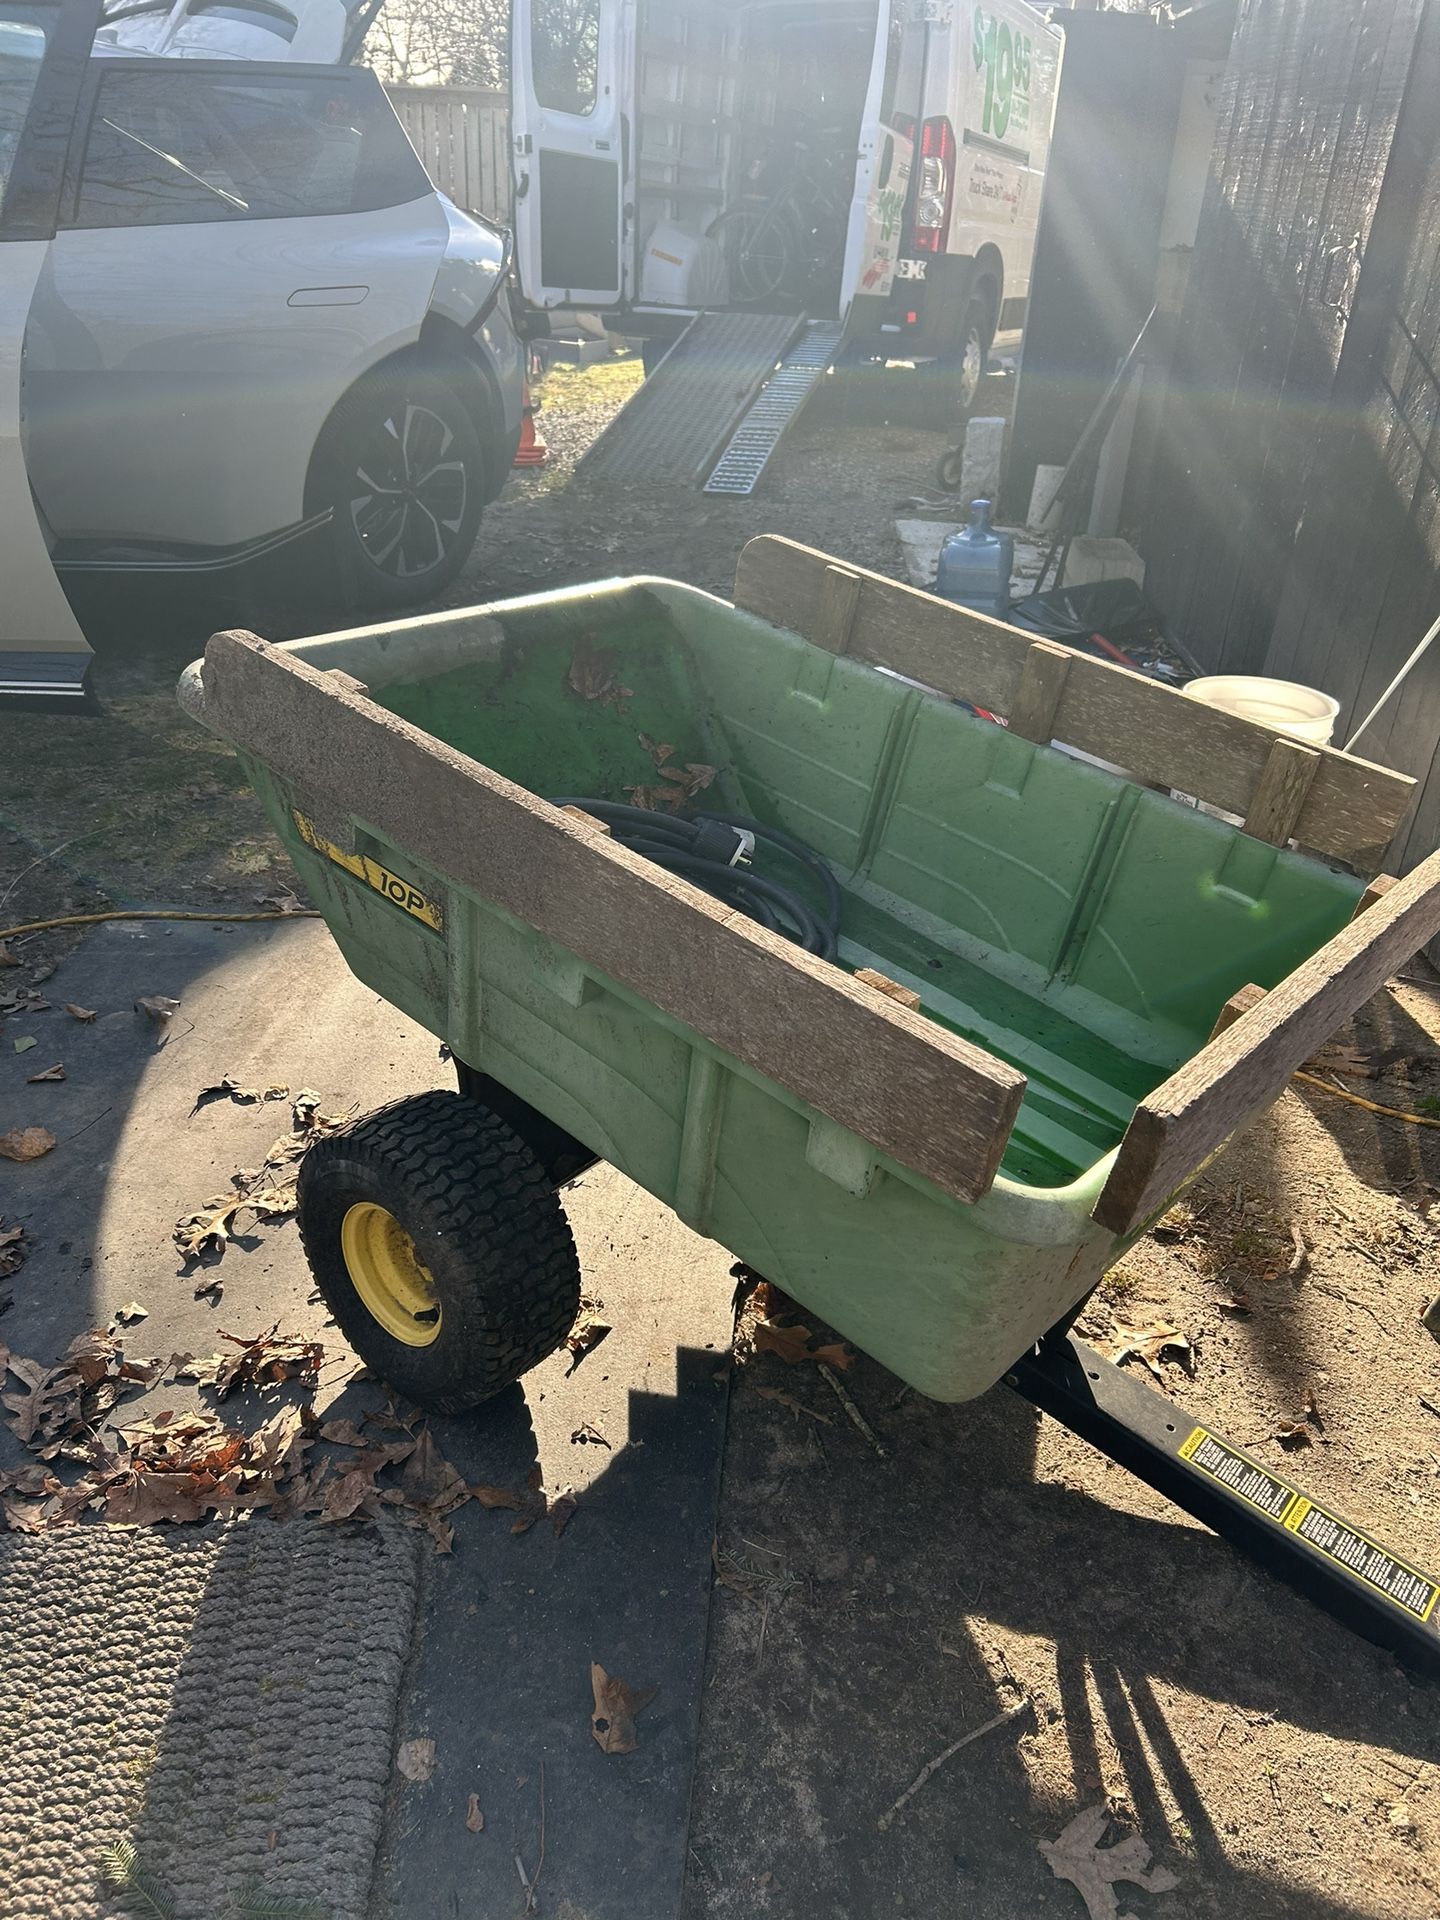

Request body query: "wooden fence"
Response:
[386, 86, 511, 226]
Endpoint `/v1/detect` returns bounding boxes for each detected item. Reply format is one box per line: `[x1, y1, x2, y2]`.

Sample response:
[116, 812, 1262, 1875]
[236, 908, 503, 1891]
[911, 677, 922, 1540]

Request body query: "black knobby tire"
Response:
[309, 354, 487, 616]
[296, 1091, 581, 1413]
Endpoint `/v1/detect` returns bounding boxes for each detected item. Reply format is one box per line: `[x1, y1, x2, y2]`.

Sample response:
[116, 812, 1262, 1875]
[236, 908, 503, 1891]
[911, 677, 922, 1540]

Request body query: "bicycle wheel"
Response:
[709, 205, 795, 303]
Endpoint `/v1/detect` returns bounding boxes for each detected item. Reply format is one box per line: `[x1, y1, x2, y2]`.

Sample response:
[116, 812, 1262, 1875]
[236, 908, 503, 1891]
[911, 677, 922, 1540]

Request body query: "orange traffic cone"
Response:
[512, 379, 550, 469]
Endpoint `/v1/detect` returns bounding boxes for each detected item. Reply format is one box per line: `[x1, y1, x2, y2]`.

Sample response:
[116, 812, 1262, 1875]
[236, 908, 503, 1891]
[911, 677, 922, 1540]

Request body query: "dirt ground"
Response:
[5, 350, 1440, 1920]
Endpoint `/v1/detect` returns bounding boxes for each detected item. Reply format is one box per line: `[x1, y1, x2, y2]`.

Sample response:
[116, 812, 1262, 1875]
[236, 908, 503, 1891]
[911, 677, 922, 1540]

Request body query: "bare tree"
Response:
[361, 0, 509, 88]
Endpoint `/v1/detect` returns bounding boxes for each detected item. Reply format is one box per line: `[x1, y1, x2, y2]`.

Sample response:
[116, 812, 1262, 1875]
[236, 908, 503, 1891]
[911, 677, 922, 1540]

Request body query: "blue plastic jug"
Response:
[934, 499, 1014, 619]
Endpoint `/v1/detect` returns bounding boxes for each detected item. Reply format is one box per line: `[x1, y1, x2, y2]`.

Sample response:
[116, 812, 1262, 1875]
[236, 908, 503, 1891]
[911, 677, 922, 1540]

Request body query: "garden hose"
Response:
[552, 800, 840, 960]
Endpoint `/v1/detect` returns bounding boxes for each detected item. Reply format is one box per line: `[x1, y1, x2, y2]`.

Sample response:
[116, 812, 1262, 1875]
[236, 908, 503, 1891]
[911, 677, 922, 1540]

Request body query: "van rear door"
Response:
[1, 0, 97, 698]
[512, 0, 627, 310]
[839, 0, 924, 317]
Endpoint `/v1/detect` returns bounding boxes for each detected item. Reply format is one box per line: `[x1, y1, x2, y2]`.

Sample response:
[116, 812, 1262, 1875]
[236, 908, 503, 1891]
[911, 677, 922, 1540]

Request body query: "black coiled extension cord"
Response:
[551, 799, 841, 961]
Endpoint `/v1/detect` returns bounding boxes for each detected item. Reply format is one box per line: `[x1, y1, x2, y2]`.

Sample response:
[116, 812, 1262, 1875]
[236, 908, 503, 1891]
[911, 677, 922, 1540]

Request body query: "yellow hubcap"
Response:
[340, 1201, 442, 1347]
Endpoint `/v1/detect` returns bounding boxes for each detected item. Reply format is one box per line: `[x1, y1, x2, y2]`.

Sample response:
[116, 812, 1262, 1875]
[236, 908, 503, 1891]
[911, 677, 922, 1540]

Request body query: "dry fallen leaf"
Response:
[1109, 1321, 1194, 1380]
[638, 733, 676, 767]
[565, 635, 631, 709]
[1038, 1804, 1178, 1920]
[549, 1493, 578, 1537]
[752, 1319, 814, 1364]
[398, 1428, 470, 1513]
[135, 994, 180, 1028]
[635, 734, 720, 798]
[397, 1737, 436, 1783]
[564, 1314, 612, 1374]
[191, 1076, 287, 1115]
[13, 1036, 36, 1054]
[590, 1664, 658, 1755]
[0, 1127, 57, 1163]
[0, 1222, 28, 1280]
[173, 1196, 248, 1264]
[0, 988, 47, 1016]
[465, 1792, 484, 1833]
[624, 781, 690, 814]
[752, 1320, 856, 1371]
[469, 1482, 524, 1511]
[0, 942, 16, 968]
[114, 1302, 148, 1325]
[1276, 1418, 1312, 1450]
[25, 1063, 64, 1083]
[207, 1325, 323, 1398]
[63, 1004, 95, 1022]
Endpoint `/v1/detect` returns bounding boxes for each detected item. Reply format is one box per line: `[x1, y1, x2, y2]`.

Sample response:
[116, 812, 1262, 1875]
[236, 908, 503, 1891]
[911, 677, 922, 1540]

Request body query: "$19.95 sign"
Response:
[972, 4, 1033, 144]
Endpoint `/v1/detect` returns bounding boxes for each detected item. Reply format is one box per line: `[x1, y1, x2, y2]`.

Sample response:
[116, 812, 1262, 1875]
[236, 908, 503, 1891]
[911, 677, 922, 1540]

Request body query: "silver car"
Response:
[4, 0, 523, 693]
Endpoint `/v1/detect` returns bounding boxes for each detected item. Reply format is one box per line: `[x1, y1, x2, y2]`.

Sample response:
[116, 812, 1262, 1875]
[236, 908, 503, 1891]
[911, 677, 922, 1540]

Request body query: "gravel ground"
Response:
[448, 348, 976, 609]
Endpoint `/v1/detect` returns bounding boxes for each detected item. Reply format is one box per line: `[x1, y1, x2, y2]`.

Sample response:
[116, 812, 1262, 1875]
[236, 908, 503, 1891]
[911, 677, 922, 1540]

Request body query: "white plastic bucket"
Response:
[1182, 674, 1340, 746]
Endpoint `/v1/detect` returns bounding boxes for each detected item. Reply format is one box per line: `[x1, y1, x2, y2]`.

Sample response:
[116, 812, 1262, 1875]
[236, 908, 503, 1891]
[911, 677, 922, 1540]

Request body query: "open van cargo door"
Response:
[840, 0, 922, 318]
[512, 0, 628, 309]
[1, 0, 98, 698]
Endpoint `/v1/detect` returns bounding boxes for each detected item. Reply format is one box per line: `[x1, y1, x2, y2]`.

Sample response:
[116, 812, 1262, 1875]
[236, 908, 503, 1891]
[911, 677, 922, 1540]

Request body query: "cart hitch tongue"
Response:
[1006, 1332, 1440, 1677]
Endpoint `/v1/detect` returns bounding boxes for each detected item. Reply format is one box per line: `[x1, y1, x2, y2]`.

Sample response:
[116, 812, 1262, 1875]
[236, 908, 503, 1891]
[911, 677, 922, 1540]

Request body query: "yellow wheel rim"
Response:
[340, 1201, 443, 1347]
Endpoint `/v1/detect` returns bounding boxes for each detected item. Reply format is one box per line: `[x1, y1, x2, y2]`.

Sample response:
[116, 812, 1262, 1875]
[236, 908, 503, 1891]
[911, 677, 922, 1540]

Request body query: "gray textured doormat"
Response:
[0, 1517, 421, 1920]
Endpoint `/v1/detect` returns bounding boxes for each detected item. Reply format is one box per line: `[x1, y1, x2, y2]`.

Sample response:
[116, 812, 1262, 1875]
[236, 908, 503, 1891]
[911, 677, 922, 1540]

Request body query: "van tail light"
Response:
[912, 115, 956, 254]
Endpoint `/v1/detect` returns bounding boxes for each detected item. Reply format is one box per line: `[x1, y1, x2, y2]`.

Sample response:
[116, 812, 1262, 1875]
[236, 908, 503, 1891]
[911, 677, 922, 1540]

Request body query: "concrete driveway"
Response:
[1, 917, 734, 1918]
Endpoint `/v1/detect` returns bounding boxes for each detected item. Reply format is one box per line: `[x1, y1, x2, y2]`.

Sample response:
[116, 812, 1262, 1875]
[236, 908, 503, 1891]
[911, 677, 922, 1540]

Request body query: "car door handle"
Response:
[287, 286, 370, 308]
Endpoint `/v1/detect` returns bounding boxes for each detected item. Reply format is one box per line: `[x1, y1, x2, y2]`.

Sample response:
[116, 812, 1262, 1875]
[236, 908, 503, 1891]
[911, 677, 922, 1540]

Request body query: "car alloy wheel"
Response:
[347, 400, 469, 582]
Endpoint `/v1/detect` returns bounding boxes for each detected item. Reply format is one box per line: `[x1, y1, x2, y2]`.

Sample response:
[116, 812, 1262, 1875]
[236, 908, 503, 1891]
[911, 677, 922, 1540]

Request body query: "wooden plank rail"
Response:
[200, 631, 1027, 1206]
[1092, 846, 1440, 1235]
[733, 536, 1414, 869]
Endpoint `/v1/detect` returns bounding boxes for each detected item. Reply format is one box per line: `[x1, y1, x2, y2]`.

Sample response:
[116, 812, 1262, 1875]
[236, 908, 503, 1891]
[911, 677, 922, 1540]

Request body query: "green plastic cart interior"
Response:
[195, 579, 1363, 1399]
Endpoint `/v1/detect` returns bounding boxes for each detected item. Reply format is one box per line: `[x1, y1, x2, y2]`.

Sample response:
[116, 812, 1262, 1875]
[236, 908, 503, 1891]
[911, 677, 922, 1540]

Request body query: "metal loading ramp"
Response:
[577, 310, 803, 485]
[704, 322, 845, 495]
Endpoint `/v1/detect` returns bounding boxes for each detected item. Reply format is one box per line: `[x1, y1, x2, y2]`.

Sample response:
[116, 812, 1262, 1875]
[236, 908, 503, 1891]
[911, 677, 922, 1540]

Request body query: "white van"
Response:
[512, 0, 1062, 408]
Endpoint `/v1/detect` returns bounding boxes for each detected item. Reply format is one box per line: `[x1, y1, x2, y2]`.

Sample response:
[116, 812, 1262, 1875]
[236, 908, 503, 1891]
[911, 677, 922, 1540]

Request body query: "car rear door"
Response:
[24, 59, 447, 555]
[511, 0, 628, 310]
[0, 0, 96, 696]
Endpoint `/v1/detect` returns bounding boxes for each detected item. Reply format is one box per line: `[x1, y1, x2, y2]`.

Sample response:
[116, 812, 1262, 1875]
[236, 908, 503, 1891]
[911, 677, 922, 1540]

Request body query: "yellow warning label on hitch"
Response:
[1180, 1425, 1439, 1622]
[293, 811, 443, 932]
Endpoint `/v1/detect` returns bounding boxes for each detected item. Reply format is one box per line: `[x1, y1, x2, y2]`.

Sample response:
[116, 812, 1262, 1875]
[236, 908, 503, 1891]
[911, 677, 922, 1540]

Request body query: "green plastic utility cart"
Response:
[179, 537, 1440, 1416]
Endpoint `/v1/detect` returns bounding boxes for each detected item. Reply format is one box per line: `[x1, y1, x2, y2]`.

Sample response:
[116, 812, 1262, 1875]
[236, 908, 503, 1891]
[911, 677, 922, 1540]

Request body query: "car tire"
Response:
[295, 1091, 582, 1413]
[947, 298, 993, 418]
[936, 444, 965, 491]
[309, 355, 488, 615]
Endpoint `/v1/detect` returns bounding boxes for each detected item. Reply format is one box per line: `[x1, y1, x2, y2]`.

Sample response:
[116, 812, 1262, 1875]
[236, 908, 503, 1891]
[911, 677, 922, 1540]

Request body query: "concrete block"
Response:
[959, 415, 1006, 507]
[535, 334, 611, 369]
[1062, 535, 1146, 589]
[1027, 463, 1064, 531]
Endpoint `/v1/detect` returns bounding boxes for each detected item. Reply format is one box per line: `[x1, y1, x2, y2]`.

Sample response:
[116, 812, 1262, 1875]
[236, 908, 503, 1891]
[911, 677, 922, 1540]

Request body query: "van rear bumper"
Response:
[848, 256, 988, 359]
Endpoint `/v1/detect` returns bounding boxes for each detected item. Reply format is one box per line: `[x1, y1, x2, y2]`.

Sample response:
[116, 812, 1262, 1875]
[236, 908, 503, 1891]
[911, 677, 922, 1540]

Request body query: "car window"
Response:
[879, 10, 926, 136]
[530, 0, 599, 117]
[0, 4, 52, 219]
[68, 66, 430, 228]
